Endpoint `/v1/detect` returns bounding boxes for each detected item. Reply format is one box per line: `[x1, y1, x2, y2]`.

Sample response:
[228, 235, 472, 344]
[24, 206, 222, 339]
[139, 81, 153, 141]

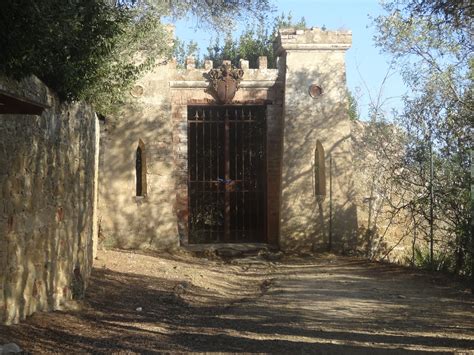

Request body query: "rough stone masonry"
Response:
[0, 75, 99, 324]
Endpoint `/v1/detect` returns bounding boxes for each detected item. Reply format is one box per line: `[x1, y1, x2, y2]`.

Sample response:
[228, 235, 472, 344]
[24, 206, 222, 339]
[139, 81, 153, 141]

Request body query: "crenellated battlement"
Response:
[172, 55, 275, 71]
[169, 55, 280, 88]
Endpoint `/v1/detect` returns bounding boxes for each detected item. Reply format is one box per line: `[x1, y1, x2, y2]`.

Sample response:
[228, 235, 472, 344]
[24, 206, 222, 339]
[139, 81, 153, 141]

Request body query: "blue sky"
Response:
[172, 0, 406, 120]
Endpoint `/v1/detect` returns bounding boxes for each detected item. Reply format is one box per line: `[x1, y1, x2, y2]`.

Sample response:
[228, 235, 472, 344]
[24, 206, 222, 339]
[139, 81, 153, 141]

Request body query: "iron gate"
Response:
[188, 105, 266, 244]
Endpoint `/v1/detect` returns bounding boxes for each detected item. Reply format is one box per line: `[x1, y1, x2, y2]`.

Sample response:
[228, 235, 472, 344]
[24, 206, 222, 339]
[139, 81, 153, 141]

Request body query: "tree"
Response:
[0, 0, 170, 114]
[162, 0, 274, 29]
[403, 0, 473, 29]
[117, 0, 274, 29]
[0, 0, 273, 114]
[173, 39, 201, 69]
[347, 89, 360, 121]
[201, 13, 306, 68]
[373, 0, 472, 280]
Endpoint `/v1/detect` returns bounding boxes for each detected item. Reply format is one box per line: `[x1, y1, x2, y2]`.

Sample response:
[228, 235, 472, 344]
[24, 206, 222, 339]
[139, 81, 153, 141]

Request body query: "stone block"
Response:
[186, 56, 195, 69]
[239, 59, 249, 70]
[169, 58, 177, 69]
[204, 60, 213, 70]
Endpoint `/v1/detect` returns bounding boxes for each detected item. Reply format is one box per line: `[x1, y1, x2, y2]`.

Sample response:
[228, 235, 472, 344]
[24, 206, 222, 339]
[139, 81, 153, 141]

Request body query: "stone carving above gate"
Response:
[207, 63, 244, 104]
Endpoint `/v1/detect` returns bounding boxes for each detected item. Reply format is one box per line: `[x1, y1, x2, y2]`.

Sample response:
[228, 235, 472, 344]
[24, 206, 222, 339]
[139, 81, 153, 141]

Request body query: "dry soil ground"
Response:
[1, 249, 473, 354]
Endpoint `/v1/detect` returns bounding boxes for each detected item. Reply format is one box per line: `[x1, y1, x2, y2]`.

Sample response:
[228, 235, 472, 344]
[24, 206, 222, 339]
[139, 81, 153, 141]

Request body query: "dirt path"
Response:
[1, 249, 473, 353]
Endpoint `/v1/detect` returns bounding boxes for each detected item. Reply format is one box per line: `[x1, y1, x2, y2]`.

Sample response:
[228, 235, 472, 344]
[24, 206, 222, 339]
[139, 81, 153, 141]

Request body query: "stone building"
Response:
[0, 26, 358, 326]
[0, 26, 420, 326]
[99, 27, 358, 252]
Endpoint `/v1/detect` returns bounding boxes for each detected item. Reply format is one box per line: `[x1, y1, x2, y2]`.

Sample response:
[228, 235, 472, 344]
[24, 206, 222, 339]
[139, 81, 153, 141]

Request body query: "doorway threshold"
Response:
[183, 243, 278, 256]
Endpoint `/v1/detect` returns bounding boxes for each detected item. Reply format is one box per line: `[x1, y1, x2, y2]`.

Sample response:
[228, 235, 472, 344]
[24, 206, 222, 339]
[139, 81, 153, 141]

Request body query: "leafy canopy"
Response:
[0, 0, 272, 114]
[373, 0, 472, 276]
[174, 13, 306, 69]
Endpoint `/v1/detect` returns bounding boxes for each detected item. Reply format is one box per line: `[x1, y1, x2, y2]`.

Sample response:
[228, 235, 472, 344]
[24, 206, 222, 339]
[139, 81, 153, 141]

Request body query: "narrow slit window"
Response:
[315, 140, 326, 199]
[136, 139, 147, 196]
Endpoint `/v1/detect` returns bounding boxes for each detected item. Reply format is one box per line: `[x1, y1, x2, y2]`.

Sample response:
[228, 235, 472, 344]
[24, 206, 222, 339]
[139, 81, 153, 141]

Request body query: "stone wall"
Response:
[0, 76, 99, 324]
[275, 28, 358, 252]
[351, 120, 422, 263]
[99, 27, 358, 252]
[98, 64, 177, 250]
[99, 58, 284, 249]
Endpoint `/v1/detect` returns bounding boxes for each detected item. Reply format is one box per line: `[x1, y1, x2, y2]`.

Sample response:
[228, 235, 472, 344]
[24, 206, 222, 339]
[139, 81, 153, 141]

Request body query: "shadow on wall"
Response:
[99, 65, 361, 253]
[279, 66, 359, 253]
[98, 103, 177, 250]
[0, 99, 97, 324]
[351, 121, 422, 262]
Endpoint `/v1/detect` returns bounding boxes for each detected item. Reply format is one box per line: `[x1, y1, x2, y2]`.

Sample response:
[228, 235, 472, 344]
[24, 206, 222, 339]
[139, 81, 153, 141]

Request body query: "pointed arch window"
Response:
[315, 140, 326, 199]
[136, 139, 147, 196]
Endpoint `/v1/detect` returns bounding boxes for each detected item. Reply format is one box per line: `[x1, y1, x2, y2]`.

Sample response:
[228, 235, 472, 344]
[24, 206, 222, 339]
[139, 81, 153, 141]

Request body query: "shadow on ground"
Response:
[0, 250, 473, 353]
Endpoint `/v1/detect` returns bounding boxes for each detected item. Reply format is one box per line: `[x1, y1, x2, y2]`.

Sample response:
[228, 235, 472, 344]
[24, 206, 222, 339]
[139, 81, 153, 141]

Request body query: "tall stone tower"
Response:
[275, 28, 357, 252]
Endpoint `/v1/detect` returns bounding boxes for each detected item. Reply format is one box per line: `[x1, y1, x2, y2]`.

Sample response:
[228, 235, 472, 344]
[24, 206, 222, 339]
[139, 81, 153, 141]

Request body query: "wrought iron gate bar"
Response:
[187, 105, 266, 244]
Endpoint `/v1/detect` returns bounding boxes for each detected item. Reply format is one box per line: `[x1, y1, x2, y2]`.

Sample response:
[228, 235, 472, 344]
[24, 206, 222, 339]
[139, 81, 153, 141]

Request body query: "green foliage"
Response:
[373, 0, 472, 279]
[199, 12, 307, 69]
[163, 0, 274, 29]
[117, 0, 273, 29]
[401, 0, 472, 31]
[0, 0, 171, 115]
[347, 90, 360, 121]
[0, 0, 273, 114]
[205, 29, 272, 68]
[411, 247, 453, 272]
[173, 39, 201, 69]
